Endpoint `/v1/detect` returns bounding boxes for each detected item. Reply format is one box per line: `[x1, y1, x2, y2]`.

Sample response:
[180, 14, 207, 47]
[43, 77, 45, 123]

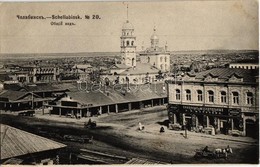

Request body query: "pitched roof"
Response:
[65, 83, 167, 106]
[120, 63, 159, 75]
[194, 68, 258, 83]
[0, 90, 28, 101]
[0, 124, 66, 160]
[72, 64, 92, 69]
[67, 91, 115, 106]
[110, 63, 130, 69]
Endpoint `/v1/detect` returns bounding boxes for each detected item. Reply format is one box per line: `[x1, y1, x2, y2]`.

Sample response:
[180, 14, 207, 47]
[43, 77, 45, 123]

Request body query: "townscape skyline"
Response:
[1, 1, 258, 54]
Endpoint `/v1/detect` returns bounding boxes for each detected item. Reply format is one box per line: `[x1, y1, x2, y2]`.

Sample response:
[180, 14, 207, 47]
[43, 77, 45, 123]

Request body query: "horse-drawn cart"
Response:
[194, 150, 216, 160]
[194, 146, 231, 160]
[84, 119, 97, 129]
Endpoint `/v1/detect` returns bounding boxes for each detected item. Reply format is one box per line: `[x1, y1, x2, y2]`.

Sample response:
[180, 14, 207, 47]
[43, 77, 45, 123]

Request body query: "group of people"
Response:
[138, 122, 165, 133]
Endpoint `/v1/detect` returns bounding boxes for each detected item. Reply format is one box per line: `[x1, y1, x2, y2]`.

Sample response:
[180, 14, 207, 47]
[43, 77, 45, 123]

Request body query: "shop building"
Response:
[166, 68, 259, 138]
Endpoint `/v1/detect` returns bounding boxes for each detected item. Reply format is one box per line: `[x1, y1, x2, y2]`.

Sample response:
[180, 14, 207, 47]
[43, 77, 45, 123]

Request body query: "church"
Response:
[103, 13, 171, 85]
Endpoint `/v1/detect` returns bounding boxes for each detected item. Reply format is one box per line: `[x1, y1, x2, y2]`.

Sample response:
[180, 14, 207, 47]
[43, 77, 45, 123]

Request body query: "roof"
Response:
[111, 63, 130, 69]
[125, 158, 167, 164]
[140, 46, 169, 55]
[63, 83, 167, 107]
[66, 91, 115, 106]
[0, 124, 66, 160]
[0, 90, 28, 101]
[194, 68, 258, 83]
[72, 64, 92, 69]
[120, 63, 159, 75]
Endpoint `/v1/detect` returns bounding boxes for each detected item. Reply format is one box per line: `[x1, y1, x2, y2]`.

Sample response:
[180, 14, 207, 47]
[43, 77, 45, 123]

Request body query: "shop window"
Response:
[197, 90, 203, 101]
[208, 90, 214, 102]
[176, 89, 180, 100]
[232, 92, 239, 104]
[221, 91, 227, 103]
[186, 89, 191, 101]
[246, 92, 253, 105]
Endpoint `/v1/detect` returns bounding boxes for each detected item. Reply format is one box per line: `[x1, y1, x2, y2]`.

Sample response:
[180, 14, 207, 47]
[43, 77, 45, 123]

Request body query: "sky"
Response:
[0, 0, 258, 53]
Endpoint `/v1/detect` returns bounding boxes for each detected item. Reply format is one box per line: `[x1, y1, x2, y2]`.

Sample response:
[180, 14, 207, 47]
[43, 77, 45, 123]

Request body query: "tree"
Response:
[157, 70, 164, 80]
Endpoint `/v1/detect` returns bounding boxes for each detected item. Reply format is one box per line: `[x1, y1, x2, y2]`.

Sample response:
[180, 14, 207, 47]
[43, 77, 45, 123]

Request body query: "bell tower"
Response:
[120, 5, 136, 67]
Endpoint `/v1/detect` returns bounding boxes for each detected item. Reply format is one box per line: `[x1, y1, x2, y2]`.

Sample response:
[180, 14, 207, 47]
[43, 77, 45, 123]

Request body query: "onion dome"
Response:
[122, 20, 134, 30]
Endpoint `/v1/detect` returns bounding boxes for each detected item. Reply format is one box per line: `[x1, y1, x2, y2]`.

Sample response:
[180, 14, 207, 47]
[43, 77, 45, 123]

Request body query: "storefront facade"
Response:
[167, 68, 259, 137]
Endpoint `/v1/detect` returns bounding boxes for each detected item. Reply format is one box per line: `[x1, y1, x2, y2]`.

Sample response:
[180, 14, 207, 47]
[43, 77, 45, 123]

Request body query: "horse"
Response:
[215, 145, 233, 154]
[214, 145, 233, 159]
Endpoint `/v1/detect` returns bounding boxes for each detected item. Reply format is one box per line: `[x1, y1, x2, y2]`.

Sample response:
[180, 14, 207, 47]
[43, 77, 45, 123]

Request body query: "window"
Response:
[147, 57, 150, 63]
[197, 90, 203, 101]
[246, 92, 253, 105]
[160, 57, 163, 62]
[208, 90, 214, 102]
[186, 90, 191, 101]
[131, 41, 134, 46]
[220, 91, 227, 103]
[160, 64, 163, 70]
[165, 57, 167, 62]
[126, 41, 129, 46]
[176, 89, 181, 100]
[165, 64, 167, 70]
[232, 92, 239, 104]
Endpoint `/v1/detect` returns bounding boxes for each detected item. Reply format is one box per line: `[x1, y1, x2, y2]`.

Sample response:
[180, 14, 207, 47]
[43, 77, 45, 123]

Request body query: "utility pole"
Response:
[185, 121, 188, 139]
[31, 92, 34, 110]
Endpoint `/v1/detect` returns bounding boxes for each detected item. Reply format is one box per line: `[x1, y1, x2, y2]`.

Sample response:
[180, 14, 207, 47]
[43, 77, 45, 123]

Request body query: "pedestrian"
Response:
[160, 126, 165, 133]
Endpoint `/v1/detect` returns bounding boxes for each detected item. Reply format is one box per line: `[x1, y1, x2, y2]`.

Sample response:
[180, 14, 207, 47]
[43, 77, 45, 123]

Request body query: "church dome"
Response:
[122, 20, 134, 30]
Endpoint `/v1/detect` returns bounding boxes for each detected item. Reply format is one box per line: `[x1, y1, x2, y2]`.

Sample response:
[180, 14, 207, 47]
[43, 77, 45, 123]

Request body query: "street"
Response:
[0, 106, 258, 164]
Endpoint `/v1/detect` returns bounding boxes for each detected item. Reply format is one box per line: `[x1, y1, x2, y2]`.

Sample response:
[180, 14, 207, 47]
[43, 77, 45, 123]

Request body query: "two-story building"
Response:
[166, 68, 259, 138]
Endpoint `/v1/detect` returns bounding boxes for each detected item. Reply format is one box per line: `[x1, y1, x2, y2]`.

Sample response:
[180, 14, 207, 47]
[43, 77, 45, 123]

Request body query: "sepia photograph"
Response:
[0, 0, 259, 165]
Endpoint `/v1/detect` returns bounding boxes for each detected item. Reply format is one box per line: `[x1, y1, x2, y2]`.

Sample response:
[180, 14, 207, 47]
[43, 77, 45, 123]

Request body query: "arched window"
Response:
[197, 90, 203, 101]
[160, 64, 163, 70]
[176, 89, 181, 100]
[165, 57, 167, 62]
[220, 91, 227, 103]
[246, 92, 253, 105]
[122, 41, 125, 46]
[232, 92, 239, 104]
[126, 41, 129, 46]
[147, 57, 150, 63]
[165, 64, 167, 71]
[186, 89, 191, 101]
[131, 41, 134, 46]
[208, 90, 214, 102]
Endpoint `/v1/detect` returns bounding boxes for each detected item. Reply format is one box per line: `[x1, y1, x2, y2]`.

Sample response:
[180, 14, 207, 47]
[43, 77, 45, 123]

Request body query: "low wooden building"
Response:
[0, 124, 66, 165]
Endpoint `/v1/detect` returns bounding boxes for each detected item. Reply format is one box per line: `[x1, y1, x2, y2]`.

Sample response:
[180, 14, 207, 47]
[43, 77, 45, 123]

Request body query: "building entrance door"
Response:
[220, 120, 228, 135]
[185, 116, 192, 131]
[245, 119, 256, 138]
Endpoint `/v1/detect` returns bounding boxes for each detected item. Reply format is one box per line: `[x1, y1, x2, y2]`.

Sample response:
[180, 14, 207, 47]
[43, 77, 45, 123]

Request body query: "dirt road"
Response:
[1, 107, 258, 164]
